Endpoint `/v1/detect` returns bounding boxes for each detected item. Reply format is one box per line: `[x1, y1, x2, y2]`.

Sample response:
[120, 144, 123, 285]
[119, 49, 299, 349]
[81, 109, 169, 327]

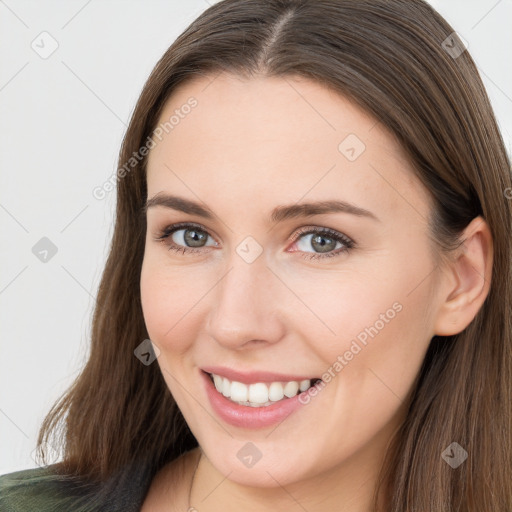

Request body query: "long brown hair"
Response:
[37, 0, 512, 509]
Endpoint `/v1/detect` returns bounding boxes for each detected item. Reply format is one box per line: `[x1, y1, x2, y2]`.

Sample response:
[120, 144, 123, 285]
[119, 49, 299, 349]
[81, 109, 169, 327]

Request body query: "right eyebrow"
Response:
[144, 194, 214, 218]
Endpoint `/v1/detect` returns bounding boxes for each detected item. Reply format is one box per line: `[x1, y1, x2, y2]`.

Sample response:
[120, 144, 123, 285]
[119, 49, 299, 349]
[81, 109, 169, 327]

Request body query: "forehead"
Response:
[146, 73, 432, 222]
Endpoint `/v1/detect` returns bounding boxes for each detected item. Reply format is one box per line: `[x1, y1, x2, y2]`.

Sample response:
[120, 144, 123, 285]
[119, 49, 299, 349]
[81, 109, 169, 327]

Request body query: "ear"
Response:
[433, 216, 493, 336]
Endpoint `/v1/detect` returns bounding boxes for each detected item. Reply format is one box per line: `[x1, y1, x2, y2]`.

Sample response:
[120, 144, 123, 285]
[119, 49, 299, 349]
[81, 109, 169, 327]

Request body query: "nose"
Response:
[205, 255, 286, 350]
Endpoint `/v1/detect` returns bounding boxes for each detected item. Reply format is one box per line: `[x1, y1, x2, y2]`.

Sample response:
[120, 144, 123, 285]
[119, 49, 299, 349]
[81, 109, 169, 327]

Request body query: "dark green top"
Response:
[0, 460, 154, 511]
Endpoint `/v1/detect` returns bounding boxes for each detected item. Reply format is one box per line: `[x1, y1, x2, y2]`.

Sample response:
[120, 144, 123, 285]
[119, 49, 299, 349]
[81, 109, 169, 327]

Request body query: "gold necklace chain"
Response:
[187, 450, 202, 511]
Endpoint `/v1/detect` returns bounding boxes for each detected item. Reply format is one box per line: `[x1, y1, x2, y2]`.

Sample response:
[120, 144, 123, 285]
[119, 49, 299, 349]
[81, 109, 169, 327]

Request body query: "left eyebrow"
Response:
[143, 193, 380, 223]
[270, 199, 380, 223]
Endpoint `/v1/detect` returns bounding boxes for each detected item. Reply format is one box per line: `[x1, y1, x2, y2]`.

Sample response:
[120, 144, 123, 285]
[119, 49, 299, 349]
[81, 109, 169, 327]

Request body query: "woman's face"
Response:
[140, 73, 443, 489]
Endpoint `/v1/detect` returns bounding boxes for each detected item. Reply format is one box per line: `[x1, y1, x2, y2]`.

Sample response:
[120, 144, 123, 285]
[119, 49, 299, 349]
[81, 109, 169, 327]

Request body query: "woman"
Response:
[1, 0, 510, 510]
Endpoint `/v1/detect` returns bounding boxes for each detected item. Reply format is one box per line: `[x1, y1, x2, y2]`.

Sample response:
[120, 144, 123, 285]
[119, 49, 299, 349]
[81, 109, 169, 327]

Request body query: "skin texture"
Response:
[139, 73, 493, 511]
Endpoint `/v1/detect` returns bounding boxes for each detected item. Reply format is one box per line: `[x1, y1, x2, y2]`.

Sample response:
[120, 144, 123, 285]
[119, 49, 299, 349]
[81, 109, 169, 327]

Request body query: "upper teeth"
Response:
[211, 373, 313, 407]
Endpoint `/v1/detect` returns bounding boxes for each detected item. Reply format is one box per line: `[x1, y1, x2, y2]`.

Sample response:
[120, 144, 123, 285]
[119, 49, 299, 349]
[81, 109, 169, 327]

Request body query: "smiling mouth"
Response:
[206, 371, 322, 408]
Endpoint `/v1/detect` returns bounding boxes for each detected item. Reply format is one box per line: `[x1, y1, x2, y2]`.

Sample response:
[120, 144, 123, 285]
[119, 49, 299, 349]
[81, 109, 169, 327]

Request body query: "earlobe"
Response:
[433, 216, 493, 336]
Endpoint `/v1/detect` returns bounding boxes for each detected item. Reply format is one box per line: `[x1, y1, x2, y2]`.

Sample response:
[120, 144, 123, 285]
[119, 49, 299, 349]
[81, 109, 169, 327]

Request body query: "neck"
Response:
[188, 444, 389, 512]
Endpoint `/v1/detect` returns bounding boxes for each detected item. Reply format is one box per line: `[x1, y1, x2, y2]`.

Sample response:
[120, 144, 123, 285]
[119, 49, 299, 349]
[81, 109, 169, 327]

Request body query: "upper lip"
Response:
[201, 366, 320, 385]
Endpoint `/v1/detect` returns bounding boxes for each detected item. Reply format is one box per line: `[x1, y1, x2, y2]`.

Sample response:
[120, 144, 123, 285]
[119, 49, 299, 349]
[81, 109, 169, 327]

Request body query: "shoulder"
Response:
[1, 459, 158, 512]
[0, 464, 80, 511]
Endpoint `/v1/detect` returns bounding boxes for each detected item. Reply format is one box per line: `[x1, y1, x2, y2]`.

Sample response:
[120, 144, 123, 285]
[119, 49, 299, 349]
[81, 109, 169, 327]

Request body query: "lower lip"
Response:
[201, 370, 314, 429]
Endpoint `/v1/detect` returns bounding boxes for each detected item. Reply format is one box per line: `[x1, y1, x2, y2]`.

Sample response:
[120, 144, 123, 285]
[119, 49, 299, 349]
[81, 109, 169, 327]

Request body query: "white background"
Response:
[1, 0, 511, 473]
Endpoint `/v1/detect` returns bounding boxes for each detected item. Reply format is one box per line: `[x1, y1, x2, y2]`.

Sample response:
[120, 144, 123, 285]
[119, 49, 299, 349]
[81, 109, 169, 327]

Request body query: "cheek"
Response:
[277, 262, 406, 359]
[140, 255, 212, 355]
[293, 250, 435, 392]
[140, 257, 183, 350]
[140, 261, 166, 340]
[332, 272, 434, 418]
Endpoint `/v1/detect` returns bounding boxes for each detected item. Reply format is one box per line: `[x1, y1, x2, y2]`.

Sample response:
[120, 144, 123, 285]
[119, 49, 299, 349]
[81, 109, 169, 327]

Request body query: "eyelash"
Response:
[153, 222, 355, 260]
